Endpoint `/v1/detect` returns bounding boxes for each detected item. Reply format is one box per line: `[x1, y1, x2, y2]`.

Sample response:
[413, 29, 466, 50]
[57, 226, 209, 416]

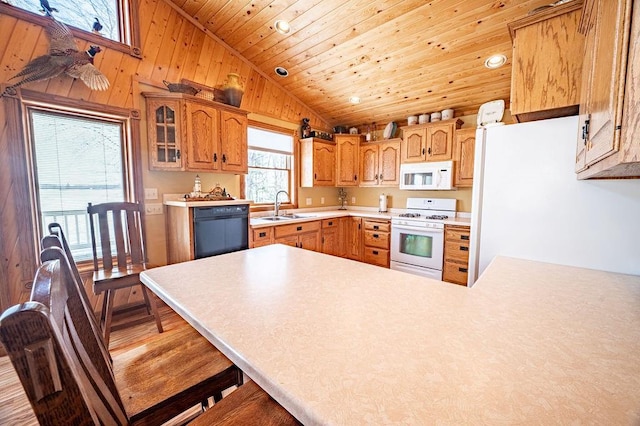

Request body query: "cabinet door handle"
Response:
[222, 154, 227, 163]
[373, 250, 379, 255]
[460, 246, 469, 251]
[213, 153, 218, 162]
[375, 174, 379, 180]
[295, 242, 298, 248]
[582, 117, 590, 143]
[259, 232, 266, 237]
[314, 173, 317, 180]
[297, 226, 303, 231]
[328, 221, 333, 226]
[461, 235, 469, 241]
[373, 234, 379, 238]
[427, 147, 432, 155]
[354, 174, 357, 181]
[379, 173, 383, 180]
[373, 225, 379, 230]
[422, 148, 425, 155]
[299, 242, 303, 249]
[176, 150, 181, 159]
[458, 267, 468, 273]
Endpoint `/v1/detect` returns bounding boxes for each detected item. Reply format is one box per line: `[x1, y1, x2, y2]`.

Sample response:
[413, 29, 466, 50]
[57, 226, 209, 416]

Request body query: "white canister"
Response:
[441, 109, 454, 120]
[430, 112, 442, 122]
[379, 193, 388, 213]
[407, 115, 418, 125]
[418, 113, 430, 124]
[349, 127, 358, 134]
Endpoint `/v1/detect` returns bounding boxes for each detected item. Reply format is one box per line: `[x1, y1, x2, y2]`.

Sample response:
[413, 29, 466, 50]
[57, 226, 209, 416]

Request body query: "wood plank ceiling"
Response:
[173, 0, 555, 127]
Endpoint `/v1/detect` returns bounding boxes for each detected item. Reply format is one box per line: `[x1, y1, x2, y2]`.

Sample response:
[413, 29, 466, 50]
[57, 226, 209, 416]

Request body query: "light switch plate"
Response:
[144, 188, 158, 200]
[145, 203, 163, 215]
[351, 197, 356, 204]
[306, 198, 312, 206]
[320, 197, 325, 204]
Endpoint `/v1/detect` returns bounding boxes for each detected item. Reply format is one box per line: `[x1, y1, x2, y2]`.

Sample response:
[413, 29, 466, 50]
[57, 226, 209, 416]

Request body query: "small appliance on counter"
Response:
[379, 193, 388, 213]
[337, 188, 348, 210]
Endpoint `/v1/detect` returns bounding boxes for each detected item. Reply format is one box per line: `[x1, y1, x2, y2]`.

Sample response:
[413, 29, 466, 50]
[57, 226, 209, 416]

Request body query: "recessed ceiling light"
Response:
[274, 20, 291, 35]
[484, 54, 507, 69]
[275, 67, 289, 77]
[349, 96, 361, 104]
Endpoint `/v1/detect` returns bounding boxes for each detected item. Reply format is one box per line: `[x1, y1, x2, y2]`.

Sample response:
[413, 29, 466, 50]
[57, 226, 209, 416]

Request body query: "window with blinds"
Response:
[246, 127, 294, 206]
[28, 108, 128, 260]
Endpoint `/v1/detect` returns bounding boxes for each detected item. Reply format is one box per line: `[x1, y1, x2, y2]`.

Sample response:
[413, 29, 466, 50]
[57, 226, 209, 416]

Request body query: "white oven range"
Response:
[390, 198, 457, 280]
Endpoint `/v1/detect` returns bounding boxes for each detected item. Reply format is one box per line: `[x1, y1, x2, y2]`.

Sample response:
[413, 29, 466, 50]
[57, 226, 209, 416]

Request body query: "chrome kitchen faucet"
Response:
[274, 190, 289, 217]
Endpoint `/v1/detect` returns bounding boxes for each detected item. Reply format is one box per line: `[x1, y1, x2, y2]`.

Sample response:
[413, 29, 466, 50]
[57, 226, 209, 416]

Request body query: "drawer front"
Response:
[252, 227, 273, 244]
[445, 226, 470, 243]
[364, 220, 390, 232]
[274, 220, 321, 238]
[364, 230, 389, 249]
[322, 218, 339, 229]
[445, 242, 470, 263]
[443, 261, 468, 285]
[363, 247, 390, 268]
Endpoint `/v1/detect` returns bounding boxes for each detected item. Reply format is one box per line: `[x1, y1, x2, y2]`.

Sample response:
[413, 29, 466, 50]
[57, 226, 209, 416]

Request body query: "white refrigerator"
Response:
[468, 116, 640, 286]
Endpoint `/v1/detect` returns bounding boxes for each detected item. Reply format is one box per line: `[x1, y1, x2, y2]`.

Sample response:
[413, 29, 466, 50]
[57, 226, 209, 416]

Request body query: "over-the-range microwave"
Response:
[399, 160, 454, 190]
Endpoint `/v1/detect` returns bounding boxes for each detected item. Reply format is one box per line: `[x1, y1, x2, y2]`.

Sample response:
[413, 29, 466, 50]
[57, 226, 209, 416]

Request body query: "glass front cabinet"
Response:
[145, 96, 184, 170]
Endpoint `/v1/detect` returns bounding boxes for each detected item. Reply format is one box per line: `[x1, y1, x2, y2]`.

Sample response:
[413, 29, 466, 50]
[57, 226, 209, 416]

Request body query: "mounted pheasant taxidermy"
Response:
[1, 17, 109, 97]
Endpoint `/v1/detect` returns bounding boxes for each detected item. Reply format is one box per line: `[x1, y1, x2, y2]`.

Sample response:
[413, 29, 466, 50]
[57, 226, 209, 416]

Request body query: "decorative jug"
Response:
[223, 73, 244, 107]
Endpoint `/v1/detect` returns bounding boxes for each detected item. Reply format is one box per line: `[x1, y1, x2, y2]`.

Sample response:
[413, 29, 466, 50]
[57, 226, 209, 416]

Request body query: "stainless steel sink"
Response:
[259, 214, 316, 221]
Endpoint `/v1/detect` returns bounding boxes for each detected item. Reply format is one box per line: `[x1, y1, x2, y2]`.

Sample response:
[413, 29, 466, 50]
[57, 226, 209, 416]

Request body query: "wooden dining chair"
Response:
[87, 201, 163, 345]
[0, 246, 244, 425]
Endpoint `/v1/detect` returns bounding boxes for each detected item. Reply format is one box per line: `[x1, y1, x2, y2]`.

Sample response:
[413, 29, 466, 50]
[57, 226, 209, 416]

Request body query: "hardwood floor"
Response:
[0, 304, 206, 425]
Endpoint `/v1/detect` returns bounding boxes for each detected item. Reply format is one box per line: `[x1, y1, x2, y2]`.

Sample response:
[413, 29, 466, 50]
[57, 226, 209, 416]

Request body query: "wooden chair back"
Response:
[0, 247, 127, 424]
[87, 201, 146, 272]
[42, 229, 112, 365]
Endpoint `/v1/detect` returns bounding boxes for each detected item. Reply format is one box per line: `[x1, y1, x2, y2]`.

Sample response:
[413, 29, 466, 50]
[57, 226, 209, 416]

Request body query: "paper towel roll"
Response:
[379, 193, 388, 213]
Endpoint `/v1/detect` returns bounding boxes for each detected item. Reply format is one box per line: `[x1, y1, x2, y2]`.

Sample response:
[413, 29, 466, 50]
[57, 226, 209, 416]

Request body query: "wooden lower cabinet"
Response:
[362, 219, 390, 268]
[345, 217, 363, 261]
[443, 225, 470, 286]
[274, 220, 321, 251]
[321, 218, 342, 257]
[250, 216, 391, 268]
[251, 227, 274, 248]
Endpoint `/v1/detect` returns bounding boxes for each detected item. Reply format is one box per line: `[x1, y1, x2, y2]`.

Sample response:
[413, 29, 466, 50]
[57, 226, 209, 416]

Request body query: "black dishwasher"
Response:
[193, 204, 249, 259]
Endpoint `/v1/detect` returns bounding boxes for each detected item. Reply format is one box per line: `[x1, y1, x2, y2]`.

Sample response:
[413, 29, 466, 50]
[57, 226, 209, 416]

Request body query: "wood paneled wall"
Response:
[0, 0, 329, 312]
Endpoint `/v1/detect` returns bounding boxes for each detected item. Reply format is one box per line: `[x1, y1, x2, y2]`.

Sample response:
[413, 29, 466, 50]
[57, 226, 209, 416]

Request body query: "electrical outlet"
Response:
[351, 197, 356, 204]
[306, 198, 312, 206]
[320, 197, 325, 204]
[144, 188, 158, 200]
[145, 203, 163, 215]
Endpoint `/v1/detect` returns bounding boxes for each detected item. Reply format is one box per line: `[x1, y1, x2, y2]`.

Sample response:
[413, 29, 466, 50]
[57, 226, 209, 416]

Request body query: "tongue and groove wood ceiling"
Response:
[170, 0, 561, 127]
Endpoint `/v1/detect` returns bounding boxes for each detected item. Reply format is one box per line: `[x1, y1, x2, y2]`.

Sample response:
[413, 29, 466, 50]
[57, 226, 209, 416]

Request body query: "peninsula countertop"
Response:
[140, 246, 640, 424]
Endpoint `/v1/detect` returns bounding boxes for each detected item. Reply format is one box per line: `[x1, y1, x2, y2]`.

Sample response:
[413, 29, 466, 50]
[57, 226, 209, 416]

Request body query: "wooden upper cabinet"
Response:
[300, 138, 336, 187]
[219, 110, 248, 173]
[185, 102, 219, 171]
[144, 98, 184, 171]
[401, 119, 462, 163]
[508, 1, 584, 123]
[402, 127, 426, 162]
[426, 121, 456, 161]
[359, 139, 400, 187]
[336, 135, 360, 186]
[575, 0, 640, 179]
[142, 92, 248, 173]
[335, 134, 362, 186]
[453, 128, 476, 188]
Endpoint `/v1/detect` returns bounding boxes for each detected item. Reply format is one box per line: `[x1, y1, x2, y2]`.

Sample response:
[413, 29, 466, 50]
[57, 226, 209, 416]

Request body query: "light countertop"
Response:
[250, 207, 471, 228]
[164, 198, 252, 208]
[141, 246, 640, 424]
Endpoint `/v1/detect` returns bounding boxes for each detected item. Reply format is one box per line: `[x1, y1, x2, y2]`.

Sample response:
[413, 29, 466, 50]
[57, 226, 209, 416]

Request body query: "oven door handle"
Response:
[391, 224, 444, 234]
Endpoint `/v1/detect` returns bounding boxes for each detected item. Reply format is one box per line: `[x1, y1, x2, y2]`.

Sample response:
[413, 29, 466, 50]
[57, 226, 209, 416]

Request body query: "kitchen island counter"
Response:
[140, 246, 640, 424]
